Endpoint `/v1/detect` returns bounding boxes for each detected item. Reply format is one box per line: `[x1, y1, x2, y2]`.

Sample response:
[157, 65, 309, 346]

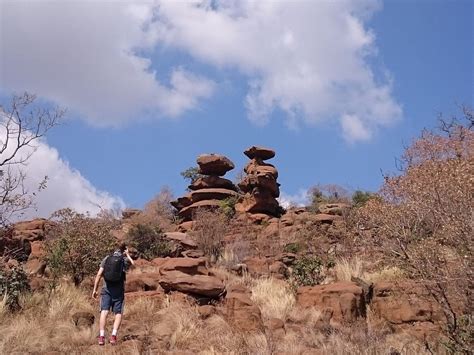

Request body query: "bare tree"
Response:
[0, 92, 64, 225]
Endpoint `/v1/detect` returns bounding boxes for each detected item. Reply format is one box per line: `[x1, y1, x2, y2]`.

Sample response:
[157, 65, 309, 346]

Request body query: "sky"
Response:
[0, 0, 472, 218]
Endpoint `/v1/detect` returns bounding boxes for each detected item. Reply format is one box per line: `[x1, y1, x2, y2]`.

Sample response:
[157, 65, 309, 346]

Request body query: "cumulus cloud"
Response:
[0, 110, 125, 220]
[20, 141, 125, 219]
[0, 0, 214, 126]
[1, 0, 402, 141]
[152, 0, 402, 141]
[278, 189, 310, 209]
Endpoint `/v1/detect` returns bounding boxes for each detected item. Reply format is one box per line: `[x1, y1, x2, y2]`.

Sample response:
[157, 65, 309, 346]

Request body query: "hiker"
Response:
[92, 242, 135, 346]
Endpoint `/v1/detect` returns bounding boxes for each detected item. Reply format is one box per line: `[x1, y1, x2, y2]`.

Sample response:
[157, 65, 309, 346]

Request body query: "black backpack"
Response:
[103, 255, 124, 283]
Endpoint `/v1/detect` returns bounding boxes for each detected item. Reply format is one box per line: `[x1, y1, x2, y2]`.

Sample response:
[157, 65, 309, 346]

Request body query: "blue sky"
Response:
[0, 0, 472, 216]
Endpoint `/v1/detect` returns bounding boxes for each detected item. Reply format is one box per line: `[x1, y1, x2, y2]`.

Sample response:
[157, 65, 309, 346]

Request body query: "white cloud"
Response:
[1, 0, 402, 141]
[151, 0, 402, 141]
[21, 141, 125, 219]
[0, 0, 214, 126]
[278, 189, 310, 209]
[0, 110, 125, 220]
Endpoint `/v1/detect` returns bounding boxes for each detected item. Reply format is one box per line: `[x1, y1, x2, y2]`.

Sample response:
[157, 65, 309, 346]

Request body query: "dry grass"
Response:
[250, 277, 295, 320]
[334, 257, 364, 281]
[363, 266, 405, 283]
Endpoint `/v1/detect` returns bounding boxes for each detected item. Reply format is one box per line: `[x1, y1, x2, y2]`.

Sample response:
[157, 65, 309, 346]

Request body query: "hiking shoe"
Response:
[109, 335, 117, 345]
[98, 336, 105, 346]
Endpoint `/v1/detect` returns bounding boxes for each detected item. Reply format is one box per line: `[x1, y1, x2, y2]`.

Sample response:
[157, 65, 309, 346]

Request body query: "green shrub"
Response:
[219, 196, 238, 218]
[352, 190, 374, 207]
[45, 209, 118, 286]
[0, 264, 30, 311]
[283, 242, 302, 254]
[180, 166, 203, 184]
[292, 256, 324, 286]
[126, 224, 171, 260]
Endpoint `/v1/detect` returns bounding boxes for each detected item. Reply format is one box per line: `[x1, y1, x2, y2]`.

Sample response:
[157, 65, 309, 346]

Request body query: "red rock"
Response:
[318, 203, 350, 216]
[178, 200, 222, 221]
[189, 176, 237, 191]
[178, 221, 194, 232]
[297, 282, 366, 325]
[159, 257, 208, 276]
[197, 154, 235, 176]
[190, 188, 239, 203]
[13, 218, 48, 231]
[29, 241, 45, 259]
[244, 146, 276, 160]
[163, 232, 198, 249]
[244, 160, 278, 179]
[313, 213, 342, 224]
[235, 192, 280, 216]
[125, 273, 161, 292]
[170, 195, 192, 211]
[238, 175, 280, 198]
[159, 270, 225, 297]
[225, 292, 264, 332]
[122, 209, 141, 219]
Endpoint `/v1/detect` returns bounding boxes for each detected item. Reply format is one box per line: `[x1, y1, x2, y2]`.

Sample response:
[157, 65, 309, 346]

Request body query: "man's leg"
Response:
[112, 313, 122, 335]
[99, 310, 109, 335]
[109, 298, 124, 344]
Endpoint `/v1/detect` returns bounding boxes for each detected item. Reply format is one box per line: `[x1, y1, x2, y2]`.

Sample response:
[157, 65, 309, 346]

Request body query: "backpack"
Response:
[103, 255, 124, 283]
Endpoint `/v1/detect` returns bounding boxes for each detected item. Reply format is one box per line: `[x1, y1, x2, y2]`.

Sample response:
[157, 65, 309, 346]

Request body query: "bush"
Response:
[355, 108, 473, 353]
[307, 184, 350, 211]
[191, 209, 228, 262]
[125, 223, 171, 260]
[45, 209, 119, 286]
[0, 263, 30, 311]
[283, 242, 302, 254]
[351, 190, 374, 207]
[292, 256, 323, 286]
[219, 196, 238, 218]
[180, 166, 203, 185]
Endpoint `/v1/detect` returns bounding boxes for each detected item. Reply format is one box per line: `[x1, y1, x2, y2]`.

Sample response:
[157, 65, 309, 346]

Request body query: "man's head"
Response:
[116, 242, 127, 253]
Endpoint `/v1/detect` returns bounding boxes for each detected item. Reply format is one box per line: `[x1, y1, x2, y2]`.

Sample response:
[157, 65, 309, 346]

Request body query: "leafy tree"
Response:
[180, 166, 203, 184]
[125, 223, 171, 260]
[292, 256, 324, 286]
[351, 190, 374, 207]
[0, 263, 29, 311]
[45, 209, 119, 286]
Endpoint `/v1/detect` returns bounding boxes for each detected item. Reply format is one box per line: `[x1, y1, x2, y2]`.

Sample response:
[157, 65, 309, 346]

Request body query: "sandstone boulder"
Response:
[244, 146, 276, 160]
[190, 188, 239, 203]
[178, 200, 222, 221]
[238, 175, 280, 198]
[163, 232, 198, 250]
[318, 203, 350, 216]
[170, 195, 192, 211]
[297, 282, 366, 325]
[225, 288, 264, 332]
[189, 176, 237, 191]
[197, 154, 235, 176]
[159, 270, 225, 298]
[122, 209, 141, 219]
[244, 160, 278, 179]
[159, 257, 208, 276]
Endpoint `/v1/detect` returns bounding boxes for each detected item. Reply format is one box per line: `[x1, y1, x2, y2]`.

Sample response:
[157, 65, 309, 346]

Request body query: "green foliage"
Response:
[283, 242, 302, 254]
[180, 166, 203, 184]
[292, 256, 324, 286]
[352, 190, 374, 207]
[0, 264, 30, 311]
[45, 208, 119, 286]
[307, 184, 350, 211]
[219, 196, 238, 218]
[126, 223, 171, 260]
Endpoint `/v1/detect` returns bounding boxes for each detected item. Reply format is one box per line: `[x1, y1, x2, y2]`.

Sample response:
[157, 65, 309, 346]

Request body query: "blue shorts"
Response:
[100, 290, 124, 314]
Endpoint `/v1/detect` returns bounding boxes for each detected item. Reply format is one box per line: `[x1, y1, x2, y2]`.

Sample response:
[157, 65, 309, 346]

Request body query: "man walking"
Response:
[92, 242, 135, 345]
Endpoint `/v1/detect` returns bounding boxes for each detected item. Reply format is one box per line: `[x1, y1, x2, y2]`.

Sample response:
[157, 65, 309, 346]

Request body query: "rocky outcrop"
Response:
[235, 146, 281, 217]
[172, 154, 238, 224]
[224, 284, 264, 332]
[12, 218, 53, 242]
[297, 281, 366, 326]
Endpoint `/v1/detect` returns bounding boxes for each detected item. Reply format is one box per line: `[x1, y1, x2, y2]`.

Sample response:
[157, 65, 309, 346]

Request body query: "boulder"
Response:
[225, 291, 264, 332]
[371, 281, 443, 326]
[197, 154, 235, 176]
[159, 257, 208, 276]
[244, 146, 276, 160]
[244, 160, 278, 179]
[318, 203, 350, 216]
[170, 195, 192, 211]
[158, 270, 225, 298]
[189, 176, 237, 191]
[312, 213, 342, 224]
[178, 200, 222, 221]
[297, 282, 366, 325]
[122, 209, 141, 219]
[190, 188, 239, 203]
[29, 241, 45, 259]
[235, 192, 280, 216]
[163, 232, 198, 250]
[125, 273, 161, 293]
[238, 175, 280, 198]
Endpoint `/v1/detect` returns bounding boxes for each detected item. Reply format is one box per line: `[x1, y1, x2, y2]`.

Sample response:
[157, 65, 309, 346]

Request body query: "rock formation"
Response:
[235, 146, 281, 217]
[171, 154, 239, 226]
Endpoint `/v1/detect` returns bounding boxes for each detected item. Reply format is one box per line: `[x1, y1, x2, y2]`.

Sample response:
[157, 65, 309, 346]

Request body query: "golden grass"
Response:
[363, 266, 405, 283]
[334, 257, 364, 281]
[250, 277, 295, 320]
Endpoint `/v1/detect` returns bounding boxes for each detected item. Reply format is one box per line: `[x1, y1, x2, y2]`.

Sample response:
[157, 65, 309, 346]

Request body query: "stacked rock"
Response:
[235, 146, 281, 216]
[172, 154, 239, 222]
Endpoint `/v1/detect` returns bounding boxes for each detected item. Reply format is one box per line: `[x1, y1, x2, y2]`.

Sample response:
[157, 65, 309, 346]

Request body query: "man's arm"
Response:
[92, 267, 104, 299]
[124, 248, 135, 267]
